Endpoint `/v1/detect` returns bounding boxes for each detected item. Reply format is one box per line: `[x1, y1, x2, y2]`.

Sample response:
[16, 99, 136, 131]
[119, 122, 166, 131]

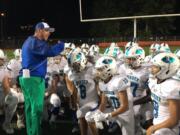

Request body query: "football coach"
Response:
[19, 22, 64, 135]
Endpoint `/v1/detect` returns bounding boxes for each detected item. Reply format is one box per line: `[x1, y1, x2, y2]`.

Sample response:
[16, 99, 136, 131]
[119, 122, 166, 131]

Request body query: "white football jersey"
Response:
[64, 64, 71, 76]
[46, 65, 54, 88]
[117, 63, 127, 76]
[149, 78, 180, 125]
[0, 67, 9, 82]
[0, 65, 20, 95]
[56, 57, 68, 96]
[50, 64, 60, 73]
[46, 63, 60, 89]
[0, 65, 19, 82]
[58, 56, 67, 73]
[6, 59, 22, 78]
[0, 65, 22, 107]
[98, 75, 133, 116]
[125, 65, 149, 100]
[68, 63, 99, 106]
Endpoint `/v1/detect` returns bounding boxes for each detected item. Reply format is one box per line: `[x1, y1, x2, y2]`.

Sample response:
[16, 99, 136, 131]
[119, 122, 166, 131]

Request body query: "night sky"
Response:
[0, 0, 90, 38]
[1, 0, 180, 39]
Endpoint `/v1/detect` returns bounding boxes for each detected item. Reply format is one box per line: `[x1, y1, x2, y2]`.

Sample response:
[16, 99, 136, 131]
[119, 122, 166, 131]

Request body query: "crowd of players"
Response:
[0, 41, 179, 135]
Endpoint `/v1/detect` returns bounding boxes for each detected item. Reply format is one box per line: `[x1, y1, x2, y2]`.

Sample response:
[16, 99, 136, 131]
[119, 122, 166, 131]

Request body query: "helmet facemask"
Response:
[125, 57, 138, 68]
[151, 53, 180, 80]
[95, 57, 117, 82]
[95, 66, 112, 82]
[125, 46, 145, 69]
[68, 49, 87, 73]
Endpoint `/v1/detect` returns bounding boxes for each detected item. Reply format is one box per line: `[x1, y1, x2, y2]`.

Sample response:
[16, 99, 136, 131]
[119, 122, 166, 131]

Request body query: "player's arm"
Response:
[64, 74, 76, 95]
[71, 87, 78, 110]
[133, 88, 152, 105]
[2, 75, 11, 96]
[95, 81, 102, 99]
[46, 74, 59, 96]
[111, 90, 129, 117]
[64, 74, 78, 109]
[147, 99, 179, 134]
[98, 86, 108, 112]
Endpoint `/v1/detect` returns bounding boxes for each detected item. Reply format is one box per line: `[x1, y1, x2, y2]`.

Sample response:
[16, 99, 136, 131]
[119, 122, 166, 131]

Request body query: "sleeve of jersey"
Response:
[148, 77, 157, 90]
[141, 73, 150, 89]
[30, 40, 64, 57]
[116, 77, 130, 92]
[164, 86, 180, 100]
[67, 70, 76, 81]
[98, 82, 106, 92]
[64, 65, 70, 75]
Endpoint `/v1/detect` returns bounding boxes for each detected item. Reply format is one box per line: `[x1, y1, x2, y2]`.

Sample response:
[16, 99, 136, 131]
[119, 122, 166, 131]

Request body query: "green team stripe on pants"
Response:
[19, 77, 45, 135]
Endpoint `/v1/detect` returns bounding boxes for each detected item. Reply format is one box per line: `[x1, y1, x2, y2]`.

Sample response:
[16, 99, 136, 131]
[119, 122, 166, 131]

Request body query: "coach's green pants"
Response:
[19, 77, 45, 135]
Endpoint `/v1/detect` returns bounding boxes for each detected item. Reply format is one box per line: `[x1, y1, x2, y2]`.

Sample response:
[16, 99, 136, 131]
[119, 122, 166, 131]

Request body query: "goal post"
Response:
[79, 0, 180, 38]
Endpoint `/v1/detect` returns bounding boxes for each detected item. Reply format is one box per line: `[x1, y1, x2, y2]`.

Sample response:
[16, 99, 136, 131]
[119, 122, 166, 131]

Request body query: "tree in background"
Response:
[87, 0, 176, 38]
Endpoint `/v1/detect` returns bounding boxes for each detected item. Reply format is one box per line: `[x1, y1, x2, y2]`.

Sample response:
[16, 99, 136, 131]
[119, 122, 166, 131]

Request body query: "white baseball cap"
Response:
[35, 22, 55, 32]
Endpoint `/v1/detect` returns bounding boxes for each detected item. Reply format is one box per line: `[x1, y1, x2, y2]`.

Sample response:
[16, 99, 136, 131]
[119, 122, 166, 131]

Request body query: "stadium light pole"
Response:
[0, 12, 5, 40]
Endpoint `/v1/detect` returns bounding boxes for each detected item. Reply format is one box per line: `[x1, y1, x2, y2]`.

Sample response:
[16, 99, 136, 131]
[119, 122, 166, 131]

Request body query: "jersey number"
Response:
[110, 96, 120, 109]
[153, 100, 159, 118]
[79, 85, 86, 99]
[130, 82, 138, 97]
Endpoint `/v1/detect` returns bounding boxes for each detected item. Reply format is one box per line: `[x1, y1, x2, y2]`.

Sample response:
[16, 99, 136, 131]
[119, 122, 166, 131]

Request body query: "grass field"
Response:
[4, 46, 180, 60]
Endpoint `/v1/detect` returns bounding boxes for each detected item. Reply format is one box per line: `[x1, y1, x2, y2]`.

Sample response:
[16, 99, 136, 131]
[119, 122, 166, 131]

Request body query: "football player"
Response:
[144, 43, 160, 63]
[147, 52, 180, 135]
[65, 48, 99, 135]
[87, 56, 134, 135]
[124, 45, 153, 134]
[1, 58, 24, 134]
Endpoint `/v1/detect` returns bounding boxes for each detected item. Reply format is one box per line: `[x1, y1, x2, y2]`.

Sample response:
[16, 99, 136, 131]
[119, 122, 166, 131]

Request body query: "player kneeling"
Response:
[147, 53, 180, 135]
[44, 72, 61, 125]
[2, 59, 25, 134]
[66, 48, 100, 135]
[85, 56, 135, 135]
